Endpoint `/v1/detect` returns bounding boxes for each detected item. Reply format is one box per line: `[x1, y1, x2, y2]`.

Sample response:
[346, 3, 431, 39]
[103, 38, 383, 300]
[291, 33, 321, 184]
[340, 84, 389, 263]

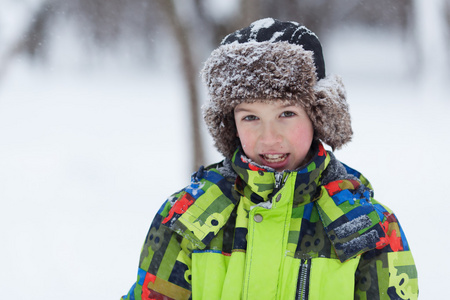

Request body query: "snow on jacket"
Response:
[122, 142, 418, 300]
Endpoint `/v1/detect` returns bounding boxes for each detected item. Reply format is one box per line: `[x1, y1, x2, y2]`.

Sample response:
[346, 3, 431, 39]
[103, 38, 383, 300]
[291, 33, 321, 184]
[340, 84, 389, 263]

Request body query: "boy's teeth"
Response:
[263, 154, 287, 162]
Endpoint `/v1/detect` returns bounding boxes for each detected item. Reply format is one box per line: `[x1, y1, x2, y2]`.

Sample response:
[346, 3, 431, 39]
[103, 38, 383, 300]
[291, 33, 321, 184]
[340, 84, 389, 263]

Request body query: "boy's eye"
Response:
[280, 111, 296, 118]
[243, 115, 258, 121]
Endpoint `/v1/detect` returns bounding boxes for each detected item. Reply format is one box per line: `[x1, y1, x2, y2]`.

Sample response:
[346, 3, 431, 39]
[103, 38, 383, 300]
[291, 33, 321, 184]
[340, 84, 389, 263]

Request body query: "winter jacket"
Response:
[122, 142, 418, 300]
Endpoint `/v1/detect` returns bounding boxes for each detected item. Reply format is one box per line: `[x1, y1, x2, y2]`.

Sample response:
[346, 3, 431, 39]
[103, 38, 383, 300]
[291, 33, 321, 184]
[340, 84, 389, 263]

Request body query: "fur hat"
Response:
[202, 18, 352, 159]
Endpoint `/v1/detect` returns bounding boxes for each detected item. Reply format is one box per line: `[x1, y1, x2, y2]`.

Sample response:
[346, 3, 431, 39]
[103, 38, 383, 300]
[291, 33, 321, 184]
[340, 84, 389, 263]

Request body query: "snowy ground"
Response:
[0, 27, 449, 299]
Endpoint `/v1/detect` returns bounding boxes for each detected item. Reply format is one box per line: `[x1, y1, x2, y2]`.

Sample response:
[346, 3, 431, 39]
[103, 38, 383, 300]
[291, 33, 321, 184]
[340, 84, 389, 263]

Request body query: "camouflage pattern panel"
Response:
[293, 143, 330, 204]
[122, 200, 192, 300]
[355, 250, 418, 300]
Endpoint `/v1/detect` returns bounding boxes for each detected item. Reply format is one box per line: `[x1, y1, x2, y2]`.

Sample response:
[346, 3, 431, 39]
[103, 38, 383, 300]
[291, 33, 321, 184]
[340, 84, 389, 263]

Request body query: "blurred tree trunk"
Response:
[157, 0, 205, 171]
[0, 0, 58, 81]
[20, 0, 58, 60]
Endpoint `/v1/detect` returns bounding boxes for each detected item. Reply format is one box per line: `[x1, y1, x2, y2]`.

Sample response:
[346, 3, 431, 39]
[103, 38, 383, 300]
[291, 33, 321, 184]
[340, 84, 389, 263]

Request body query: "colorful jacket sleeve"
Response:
[121, 197, 193, 300]
[354, 200, 419, 300]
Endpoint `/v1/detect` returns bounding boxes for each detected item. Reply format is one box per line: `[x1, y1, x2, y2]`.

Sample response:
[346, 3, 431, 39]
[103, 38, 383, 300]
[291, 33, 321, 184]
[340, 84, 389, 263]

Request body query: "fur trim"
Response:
[312, 74, 352, 150]
[202, 41, 352, 158]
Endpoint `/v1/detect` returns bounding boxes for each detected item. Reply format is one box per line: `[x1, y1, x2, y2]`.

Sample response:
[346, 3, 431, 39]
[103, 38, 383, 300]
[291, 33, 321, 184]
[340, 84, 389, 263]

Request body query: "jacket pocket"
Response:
[307, 257, 360, 300]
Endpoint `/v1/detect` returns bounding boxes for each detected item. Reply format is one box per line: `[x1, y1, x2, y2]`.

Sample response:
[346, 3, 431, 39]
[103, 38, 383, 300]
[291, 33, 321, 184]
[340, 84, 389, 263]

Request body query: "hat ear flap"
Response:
[311, 74, 352, 150]
[202, 105, 240, 159]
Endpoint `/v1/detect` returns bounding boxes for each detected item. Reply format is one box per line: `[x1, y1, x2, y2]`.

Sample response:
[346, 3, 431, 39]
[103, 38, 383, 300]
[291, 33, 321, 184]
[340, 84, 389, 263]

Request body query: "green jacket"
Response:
[122, 143, 418, 299]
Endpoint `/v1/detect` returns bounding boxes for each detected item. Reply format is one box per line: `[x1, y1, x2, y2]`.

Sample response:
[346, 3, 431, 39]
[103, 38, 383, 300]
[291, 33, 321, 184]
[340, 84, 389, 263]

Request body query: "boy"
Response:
[122, 18, 418, 300]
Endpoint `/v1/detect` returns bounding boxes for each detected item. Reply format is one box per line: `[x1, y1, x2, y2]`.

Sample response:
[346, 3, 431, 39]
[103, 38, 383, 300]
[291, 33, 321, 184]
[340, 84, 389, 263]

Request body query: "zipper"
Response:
[296, 259, 310, 300]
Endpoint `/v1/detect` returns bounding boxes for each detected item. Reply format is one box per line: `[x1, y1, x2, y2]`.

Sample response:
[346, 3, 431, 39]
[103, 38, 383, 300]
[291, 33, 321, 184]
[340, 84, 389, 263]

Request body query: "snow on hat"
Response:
[202, 18, 352, 158]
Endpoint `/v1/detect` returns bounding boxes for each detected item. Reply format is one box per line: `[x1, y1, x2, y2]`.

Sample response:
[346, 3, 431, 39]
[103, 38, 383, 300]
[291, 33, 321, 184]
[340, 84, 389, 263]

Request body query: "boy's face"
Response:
[234, 100, 314, 172]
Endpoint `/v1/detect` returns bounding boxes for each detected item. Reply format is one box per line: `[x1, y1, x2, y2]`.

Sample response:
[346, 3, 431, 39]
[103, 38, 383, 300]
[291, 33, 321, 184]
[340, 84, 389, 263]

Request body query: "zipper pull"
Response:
[271, 172, 288, 204]
[274, 172, 284, 189]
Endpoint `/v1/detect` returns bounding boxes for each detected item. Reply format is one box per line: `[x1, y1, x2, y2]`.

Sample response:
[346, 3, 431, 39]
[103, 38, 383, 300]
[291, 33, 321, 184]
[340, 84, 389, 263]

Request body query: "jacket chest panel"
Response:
[190, 182, 363, 300]
[243, 199, 293, 299]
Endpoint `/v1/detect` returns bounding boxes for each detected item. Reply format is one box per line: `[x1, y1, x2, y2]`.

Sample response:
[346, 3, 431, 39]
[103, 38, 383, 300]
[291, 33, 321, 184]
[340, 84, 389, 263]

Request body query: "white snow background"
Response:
[1, 4, 449, 299]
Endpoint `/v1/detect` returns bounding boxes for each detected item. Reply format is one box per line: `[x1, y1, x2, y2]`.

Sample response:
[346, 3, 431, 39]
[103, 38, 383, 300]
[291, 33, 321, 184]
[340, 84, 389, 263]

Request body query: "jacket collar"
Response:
[231, 141, 330, 206]
[162, 142, 384, 261]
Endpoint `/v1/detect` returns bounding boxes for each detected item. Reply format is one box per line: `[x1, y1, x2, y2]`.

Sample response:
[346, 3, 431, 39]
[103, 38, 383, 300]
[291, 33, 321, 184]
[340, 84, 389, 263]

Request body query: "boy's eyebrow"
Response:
[234, 107, 252, 113]
[279, 102, 299, 108]
[234, 103, 298, 113]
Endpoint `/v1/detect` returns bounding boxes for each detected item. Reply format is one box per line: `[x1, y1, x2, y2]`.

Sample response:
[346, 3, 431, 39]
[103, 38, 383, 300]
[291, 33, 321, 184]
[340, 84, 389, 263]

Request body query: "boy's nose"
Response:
[259, 123, 282, 145]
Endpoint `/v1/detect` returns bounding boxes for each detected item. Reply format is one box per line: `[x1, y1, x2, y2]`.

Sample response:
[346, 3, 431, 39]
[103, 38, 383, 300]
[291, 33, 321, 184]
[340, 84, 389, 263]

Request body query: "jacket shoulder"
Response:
[316, 161, 406, 262]
[160, 163, 238, 249]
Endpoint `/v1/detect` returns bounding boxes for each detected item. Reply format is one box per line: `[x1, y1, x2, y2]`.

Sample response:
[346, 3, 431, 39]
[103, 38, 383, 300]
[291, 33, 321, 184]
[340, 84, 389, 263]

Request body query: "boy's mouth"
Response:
[261, 154, 288, 163]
